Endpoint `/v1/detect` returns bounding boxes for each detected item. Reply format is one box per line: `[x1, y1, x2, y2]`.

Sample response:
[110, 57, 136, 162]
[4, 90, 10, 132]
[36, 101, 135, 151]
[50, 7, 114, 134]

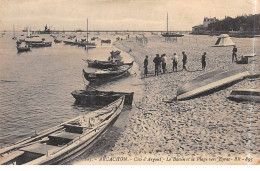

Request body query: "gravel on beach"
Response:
[75, 35, 260, 164]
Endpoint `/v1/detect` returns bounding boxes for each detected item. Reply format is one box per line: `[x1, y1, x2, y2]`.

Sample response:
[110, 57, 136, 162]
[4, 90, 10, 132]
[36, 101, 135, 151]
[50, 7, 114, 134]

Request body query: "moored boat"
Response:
[27, 41, 52, 47]
[82, 62, 133, 85]
[227, 89, 260, 103]
[17, 46, 31, 53]
[101, 39, 111, 44]
[176, 66, 250, 100]
[235, 53, 257, 64]
[0, 96, 125, 165]
[54, 39, 62, 43]
[85, 50, 125, 69]
[86, 59, 133, 69]
[71, 89, 134, 106]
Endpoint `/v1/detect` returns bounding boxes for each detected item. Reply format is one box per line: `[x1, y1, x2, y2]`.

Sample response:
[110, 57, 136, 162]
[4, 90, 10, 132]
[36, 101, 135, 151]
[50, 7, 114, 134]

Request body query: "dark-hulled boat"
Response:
[227, 89, 260, 103]
[86, 59, 133, 69]
[85, 50, 126, 69]
[83, 62, 133, 85]
[0, 96, 124, 165]
[71, 90, 134, 106]
[176, 66, 250, 100]
[161, 32, 184, 37]
[27, 42, 52, 48]
[101, 39, 111, 44]
[54, 39, 62, 43]
[235, 53, 257, 64]
[17, 46, 31, 52]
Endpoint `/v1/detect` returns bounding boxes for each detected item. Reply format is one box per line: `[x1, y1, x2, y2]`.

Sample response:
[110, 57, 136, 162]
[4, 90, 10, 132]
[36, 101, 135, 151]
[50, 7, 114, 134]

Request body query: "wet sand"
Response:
[77, 35, 260, 164]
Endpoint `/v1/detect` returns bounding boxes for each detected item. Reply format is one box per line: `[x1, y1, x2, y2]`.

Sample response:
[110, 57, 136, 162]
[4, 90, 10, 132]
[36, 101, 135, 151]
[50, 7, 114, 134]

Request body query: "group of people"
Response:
[143, 52, 207, 77]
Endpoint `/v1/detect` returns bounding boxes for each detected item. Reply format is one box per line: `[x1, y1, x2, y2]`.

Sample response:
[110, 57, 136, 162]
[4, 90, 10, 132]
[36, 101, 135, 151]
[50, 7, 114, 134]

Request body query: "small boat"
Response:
[101, 39, 111, 44]
[54, 39, 62, 43]
[176, 66, 250, 100]
[86, 60, 133, 69]
[17, 46, 31, 52]
[235, 53, 257, 64]
[0, 96, 124, 165]
[71, 89, 134, 106]
[27, 42, 52, 47]
[85, 50, 125, 69]
[227, 89, 260, 103]
[83, 62, 133, 85]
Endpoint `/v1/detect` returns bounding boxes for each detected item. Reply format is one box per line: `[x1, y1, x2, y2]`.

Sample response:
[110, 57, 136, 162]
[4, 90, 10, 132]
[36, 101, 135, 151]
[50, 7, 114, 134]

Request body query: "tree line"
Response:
[207, 14, 260, 32]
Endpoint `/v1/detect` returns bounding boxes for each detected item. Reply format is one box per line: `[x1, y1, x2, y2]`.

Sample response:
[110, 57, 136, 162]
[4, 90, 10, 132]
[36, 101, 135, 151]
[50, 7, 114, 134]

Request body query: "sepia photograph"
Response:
[0, 0, 259, 165]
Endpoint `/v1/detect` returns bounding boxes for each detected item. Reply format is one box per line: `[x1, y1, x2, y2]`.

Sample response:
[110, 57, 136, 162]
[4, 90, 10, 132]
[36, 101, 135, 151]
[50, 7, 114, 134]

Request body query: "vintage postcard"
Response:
[0, 0, 259, 165]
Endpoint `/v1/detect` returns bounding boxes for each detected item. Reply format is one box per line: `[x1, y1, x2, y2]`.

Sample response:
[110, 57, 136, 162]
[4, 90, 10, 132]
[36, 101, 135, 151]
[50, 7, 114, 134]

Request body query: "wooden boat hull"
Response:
[83, 63, 133, 85]
[26, 42, 52, 47]
[17, 47, 31, 52]
[54, 39, 62, 43]
[227, 89, 260, 103]
[162, 32, 184, 37]
[71, 90, 134, 106]
[177, 67, 250, 100]
[87, 59, 133, 69]
[101, 40, 111, 43]
[0, 97, 125, 165]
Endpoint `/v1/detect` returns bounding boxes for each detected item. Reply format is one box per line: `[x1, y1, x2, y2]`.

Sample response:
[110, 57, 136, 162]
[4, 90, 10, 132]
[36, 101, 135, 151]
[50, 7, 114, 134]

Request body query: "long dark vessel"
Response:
[176, 66, 250, 100]
[0, 96, 124, 165]
[17, 46, 31, 52]
[85, 50, 128, 69]
[71, 89, 134, 106]
[26, 42, 52, 47]
[86, 60, 133, 69]
[227, 89, 260, 103]
[83, 62, 133, 85]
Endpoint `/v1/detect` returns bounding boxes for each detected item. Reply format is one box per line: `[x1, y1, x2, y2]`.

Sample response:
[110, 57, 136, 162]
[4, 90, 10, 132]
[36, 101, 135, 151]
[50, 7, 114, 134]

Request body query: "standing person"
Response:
[161, 54, 167, 74]
[144, 55, 149, 77]
[172, 53, 178, 71]
[232, 45, 237, 63]
[182, 51, 187, 71]
[153, 54, 161, 76]
[201, 52, 206, 70]
[158, 55, 162, 73]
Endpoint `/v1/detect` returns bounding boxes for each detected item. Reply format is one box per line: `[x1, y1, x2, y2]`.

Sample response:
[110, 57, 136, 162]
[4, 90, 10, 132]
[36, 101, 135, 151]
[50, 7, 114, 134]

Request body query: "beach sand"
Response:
[75, 35, 260, 165]
[104, 35, 259, 164]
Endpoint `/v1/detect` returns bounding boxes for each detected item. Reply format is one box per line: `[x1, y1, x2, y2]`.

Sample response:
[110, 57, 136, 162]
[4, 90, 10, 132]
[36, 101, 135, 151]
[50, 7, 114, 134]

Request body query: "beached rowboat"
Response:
[86, 59, 133, 69]
[227, 89, 260, 103]
[176, 66, 250, 100]
[71, 90, 134, 106]
[83, 62, 133, 85]
[17, 46, 31, 52]
[0, 96, 125, 165]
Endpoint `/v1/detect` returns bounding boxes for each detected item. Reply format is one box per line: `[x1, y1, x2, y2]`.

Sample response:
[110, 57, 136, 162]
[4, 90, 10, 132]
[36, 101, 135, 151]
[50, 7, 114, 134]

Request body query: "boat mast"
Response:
[167, 12, 168, 33]
[87, 18, 88, 42]
[13, 25, 15, 37]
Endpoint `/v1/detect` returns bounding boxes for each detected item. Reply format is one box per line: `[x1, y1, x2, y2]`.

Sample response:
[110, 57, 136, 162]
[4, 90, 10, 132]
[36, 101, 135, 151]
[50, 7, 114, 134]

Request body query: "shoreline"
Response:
[101, 35, 260, 164]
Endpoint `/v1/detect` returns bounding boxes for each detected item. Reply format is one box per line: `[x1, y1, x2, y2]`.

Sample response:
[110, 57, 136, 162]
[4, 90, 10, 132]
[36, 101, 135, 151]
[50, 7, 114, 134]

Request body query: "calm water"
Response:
[0, 32, 143, 149]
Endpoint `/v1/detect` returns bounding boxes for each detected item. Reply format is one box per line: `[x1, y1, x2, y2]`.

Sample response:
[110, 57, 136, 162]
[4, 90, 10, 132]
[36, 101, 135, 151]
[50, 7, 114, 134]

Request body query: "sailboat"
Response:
[12, 25, 17, 40]
[85, 18, 96, 49]
[161, 13, 184, 38]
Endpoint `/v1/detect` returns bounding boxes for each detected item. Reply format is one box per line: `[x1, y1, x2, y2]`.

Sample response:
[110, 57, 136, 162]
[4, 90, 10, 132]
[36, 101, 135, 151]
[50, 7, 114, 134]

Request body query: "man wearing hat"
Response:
[232, 45, 237, 63]
[182, 51, 187, 71]
[153, 54, 161, 76]
[144, 55, 149, 77]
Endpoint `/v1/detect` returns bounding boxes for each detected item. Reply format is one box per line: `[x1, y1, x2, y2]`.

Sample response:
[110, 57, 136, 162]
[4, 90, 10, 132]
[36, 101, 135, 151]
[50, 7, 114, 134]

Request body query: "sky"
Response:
[0, 0, 259, 31]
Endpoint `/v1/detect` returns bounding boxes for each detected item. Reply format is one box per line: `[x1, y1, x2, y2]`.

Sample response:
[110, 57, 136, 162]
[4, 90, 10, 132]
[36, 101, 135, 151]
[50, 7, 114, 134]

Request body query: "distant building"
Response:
[203, 17, 217, 27]
[192, 17, 217, 34]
